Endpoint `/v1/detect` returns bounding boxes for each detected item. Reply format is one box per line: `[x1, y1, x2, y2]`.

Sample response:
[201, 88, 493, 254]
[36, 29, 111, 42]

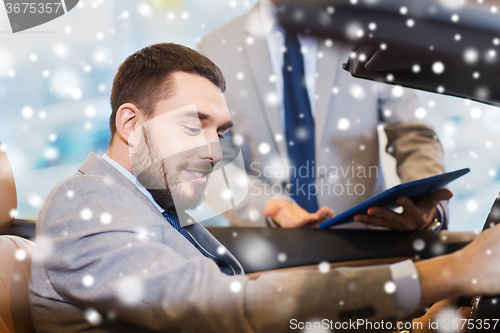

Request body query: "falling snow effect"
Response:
[318, 261, 330, 273]
[230, 281, 242, 293]
[85, 106, 97, 118]
[266, 92, 279, 106]
[0, 0, 498, 261]
[221, 188, 232, 200]
[413, 239, 425, 251]
[432, 62, 445, 74]
[295, 127, 309, 140]
[81, 208, 93, 220]
[466, 200, 478, 212]
[233, 134, 244, 146]
[28, 193, 43, 208]
[135, 228, 150, 241]
[248, 209, 260, 221]
[470, 107, 482, 119]
[435, 306, 458, 329]
[345, 22, 365, 40]
[414, 108, 427, 119]
[32, 235, 54, 264]
[21, 107, 34, 119]
[82, 274, 95, 287]
[349, 84, 366, 100]
[115, 277, 144, 305]
[384, 281, 396, 294]
[100, 213, 112, 225]
[84, 309, 102, 326]
[391, 86, 404, 98]
[337, 118, 350, 131]
[258, 143, 271, 155]
[464, 48, 479, 64]
[15, 249, 27, 261]
[217, 246, 226, 256]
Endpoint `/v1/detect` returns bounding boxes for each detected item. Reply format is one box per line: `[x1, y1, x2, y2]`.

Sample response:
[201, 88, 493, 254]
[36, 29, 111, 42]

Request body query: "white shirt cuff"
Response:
[389, 259, 422, 317]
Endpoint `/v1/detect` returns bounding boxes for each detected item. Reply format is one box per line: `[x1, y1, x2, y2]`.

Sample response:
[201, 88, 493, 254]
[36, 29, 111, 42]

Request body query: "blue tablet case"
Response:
[320, 168, 470, 229]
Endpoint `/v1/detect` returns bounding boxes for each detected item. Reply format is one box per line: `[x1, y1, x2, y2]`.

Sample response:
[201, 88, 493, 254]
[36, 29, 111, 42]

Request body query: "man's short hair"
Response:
[109, 43, 226, 139]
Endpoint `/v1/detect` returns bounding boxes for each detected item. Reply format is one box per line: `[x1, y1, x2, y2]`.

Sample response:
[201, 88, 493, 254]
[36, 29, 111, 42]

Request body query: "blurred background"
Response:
[1, 0, 499, 231]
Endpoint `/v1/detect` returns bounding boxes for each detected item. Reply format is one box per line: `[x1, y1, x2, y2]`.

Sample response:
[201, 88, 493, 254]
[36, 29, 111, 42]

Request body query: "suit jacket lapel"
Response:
[78, 152, 163, 216]
[186, 223, 244, 275]
[243, 4, 288, 158]
[315, 39, 342, 147]
[79, 152, 245, 273]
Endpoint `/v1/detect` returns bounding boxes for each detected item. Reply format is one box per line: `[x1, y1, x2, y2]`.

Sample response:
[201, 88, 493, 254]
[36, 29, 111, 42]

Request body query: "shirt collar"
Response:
[259, 0, 280, 36]
[102, 153, 165, 213]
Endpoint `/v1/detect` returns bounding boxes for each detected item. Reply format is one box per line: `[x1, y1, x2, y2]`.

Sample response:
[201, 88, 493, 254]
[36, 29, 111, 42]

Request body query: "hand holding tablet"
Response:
[320, 168, 470, 229]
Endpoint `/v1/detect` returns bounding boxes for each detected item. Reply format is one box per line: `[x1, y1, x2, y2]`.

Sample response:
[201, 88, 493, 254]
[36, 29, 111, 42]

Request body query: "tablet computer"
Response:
[320, 168, 470, 228]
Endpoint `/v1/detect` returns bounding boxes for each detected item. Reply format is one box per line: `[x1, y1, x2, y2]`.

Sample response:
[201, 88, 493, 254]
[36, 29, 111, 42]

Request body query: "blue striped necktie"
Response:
[283, 30, 319, 213]
[162, 211, 198, 247]
[161, 211, 239, 275]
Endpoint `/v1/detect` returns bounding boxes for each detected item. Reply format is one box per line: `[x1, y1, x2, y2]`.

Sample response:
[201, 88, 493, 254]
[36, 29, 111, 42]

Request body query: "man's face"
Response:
[128, 72, 233, 212]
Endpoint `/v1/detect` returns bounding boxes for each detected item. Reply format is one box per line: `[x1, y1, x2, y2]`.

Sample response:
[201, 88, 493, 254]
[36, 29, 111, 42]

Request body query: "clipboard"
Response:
[320, 168, 470, 229]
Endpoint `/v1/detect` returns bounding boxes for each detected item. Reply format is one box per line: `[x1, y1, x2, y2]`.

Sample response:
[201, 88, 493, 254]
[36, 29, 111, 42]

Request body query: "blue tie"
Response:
[162, 211, 239, 275]
[283, 31, 319, 213]
[162, 211, 198, 247]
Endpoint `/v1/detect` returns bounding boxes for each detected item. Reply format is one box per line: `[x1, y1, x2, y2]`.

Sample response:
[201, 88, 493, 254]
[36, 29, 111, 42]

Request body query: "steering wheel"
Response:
[465, 195, 500, 332]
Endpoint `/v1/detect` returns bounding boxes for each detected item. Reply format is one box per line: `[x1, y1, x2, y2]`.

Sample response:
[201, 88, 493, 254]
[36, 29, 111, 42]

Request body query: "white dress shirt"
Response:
[102, 154, 165, 213]
[260, 0, 318, 122]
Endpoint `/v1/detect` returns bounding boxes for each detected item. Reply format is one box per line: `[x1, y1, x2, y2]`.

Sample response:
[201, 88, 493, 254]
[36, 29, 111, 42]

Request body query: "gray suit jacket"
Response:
[29, 153, 402, 332]
[197, 3, 445, 227]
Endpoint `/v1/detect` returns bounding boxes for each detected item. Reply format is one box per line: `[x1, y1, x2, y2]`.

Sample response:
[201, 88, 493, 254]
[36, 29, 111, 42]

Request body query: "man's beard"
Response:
[138, 158, 212, 212]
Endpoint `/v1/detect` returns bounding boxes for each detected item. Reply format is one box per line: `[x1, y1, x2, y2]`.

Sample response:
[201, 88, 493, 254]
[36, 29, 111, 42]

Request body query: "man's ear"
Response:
[115, 103, 141, 144]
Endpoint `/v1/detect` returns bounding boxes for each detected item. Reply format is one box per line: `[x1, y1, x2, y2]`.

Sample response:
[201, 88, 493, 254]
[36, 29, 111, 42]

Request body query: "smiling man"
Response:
[29, 43, 500, 332]
[109, 46, 232, 216]
[126, 88, 232, 214]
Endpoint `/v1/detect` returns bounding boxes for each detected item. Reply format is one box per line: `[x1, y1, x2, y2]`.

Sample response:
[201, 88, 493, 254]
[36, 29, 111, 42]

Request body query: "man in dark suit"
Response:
[29, 43, 500, 332]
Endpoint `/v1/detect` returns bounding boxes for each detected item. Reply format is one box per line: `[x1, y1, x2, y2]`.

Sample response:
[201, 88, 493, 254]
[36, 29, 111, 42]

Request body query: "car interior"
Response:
[2, 0, 500, 330]
[0, 143, 36, 333]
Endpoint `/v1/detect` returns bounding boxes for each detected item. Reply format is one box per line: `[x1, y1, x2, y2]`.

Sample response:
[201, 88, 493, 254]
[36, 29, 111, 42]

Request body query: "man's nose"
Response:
[199, 140, 222, 165]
